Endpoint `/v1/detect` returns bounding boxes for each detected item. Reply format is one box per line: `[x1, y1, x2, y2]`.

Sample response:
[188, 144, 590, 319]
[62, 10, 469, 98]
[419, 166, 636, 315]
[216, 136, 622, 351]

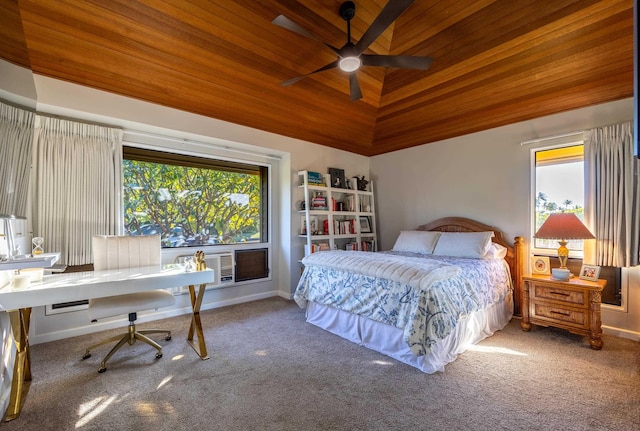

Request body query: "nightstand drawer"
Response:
[532, 303, 588, 329]
[532, 284, 587, 307]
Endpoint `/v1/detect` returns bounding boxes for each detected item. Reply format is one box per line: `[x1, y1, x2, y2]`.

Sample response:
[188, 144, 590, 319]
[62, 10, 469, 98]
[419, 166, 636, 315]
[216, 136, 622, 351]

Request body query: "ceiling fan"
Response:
[272, 0, 432, 101]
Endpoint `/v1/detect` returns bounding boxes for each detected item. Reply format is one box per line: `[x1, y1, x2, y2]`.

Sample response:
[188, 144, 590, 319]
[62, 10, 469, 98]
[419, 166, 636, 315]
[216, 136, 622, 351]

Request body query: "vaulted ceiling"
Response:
[0, 0, 633, 156]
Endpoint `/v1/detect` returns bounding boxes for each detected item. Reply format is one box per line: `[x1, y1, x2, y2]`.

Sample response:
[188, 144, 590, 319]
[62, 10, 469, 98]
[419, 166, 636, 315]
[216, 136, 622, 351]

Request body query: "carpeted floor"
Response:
[3, 297, 639, 430]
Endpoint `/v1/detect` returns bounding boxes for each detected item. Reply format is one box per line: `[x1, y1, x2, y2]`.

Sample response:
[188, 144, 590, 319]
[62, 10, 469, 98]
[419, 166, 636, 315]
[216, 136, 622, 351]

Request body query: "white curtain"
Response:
[0, 101, 35, 217]
[32, 117, 123, 265]
[584, 121, 640, 267]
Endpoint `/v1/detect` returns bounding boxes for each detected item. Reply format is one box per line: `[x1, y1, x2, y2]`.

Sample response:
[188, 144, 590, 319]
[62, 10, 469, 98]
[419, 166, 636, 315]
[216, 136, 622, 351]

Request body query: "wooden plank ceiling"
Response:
[0, 0, 633, 156]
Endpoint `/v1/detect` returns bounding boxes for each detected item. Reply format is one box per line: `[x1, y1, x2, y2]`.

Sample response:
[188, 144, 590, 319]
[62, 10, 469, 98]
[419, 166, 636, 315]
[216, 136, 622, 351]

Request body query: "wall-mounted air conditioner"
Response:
[174, 252, 234, 293]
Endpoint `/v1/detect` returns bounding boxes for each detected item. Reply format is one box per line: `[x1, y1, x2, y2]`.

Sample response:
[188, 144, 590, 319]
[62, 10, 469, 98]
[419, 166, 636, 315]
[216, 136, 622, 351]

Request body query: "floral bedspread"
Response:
[294, 250, 512, 356]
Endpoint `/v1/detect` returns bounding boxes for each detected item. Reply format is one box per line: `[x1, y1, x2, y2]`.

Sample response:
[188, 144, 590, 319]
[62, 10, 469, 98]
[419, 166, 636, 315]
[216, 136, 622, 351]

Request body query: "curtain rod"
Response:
[520, 130, 585, 146]
[0, 97, 36, 113]
[124, 129, 283, 161]
[35, 110, 124, 130]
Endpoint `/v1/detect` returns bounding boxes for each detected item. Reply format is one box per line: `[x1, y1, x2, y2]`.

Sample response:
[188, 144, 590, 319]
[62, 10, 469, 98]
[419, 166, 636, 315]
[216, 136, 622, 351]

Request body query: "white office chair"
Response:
[82, 235, 176, 373]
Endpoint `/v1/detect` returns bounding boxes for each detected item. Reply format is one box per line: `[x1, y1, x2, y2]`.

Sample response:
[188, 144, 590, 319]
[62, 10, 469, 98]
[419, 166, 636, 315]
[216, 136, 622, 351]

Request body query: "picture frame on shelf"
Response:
[328, 167, 346, 189]
[531, 256, 550, 275]
[579, 264, 601, 281]
[359, 216, 372, 233]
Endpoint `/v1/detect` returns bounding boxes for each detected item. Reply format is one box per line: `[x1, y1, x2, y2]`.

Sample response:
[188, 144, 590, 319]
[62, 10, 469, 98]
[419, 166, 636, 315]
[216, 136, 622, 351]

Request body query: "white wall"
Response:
[371, 98, 639, 339]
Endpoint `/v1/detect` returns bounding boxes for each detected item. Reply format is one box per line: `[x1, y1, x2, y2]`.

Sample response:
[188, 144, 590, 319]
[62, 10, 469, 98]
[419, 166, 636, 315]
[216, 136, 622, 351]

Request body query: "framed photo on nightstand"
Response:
[579, 264, 601, 281]
[531, 256, 550, 275]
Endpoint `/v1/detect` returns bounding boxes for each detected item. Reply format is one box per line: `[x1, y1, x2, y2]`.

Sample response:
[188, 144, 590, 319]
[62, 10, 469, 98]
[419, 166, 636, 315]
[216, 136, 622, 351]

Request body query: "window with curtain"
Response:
[530, 136, 623, 307]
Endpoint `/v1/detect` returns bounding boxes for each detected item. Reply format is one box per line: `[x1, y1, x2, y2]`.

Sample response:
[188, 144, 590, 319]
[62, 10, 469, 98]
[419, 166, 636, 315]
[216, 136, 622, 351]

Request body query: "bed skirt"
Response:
[304, 291, 514, 373]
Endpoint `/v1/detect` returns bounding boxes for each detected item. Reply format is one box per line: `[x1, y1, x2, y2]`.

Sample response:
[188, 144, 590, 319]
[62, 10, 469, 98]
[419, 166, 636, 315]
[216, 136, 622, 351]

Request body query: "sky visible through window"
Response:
[536, 161, 584, 210]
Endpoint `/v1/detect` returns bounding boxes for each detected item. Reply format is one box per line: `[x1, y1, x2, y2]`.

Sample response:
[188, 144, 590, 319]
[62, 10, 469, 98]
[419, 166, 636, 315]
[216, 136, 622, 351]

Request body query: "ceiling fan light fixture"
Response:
[339, 56, 361, 72]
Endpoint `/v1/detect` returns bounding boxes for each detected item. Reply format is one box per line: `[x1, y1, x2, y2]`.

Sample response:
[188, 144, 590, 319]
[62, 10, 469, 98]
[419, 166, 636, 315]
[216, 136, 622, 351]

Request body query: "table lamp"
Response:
[534, 213, 594, 279]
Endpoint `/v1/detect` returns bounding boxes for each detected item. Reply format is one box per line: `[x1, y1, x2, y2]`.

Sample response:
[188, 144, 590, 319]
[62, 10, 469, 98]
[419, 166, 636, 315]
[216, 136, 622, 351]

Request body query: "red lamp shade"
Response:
[534, 213, 594, 269]
[534, 213, 594, 240]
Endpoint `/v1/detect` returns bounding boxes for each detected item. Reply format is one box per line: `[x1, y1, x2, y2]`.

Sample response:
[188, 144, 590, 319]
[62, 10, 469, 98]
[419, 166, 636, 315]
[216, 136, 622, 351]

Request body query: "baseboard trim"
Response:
[602, 325, 640, 342]
[31, 289, 286, 345]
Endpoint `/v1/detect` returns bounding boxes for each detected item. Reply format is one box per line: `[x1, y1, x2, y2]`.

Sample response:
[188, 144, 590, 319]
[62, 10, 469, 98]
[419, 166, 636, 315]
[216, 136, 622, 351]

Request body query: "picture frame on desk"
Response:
[359, 216, 372, 233]
[579, 264, 601, 281]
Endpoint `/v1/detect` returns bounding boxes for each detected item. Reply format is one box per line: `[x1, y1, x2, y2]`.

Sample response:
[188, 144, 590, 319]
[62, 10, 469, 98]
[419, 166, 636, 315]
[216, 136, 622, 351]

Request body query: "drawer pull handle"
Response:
[550, 310, 570, 317]
[549, 291, 570, 297]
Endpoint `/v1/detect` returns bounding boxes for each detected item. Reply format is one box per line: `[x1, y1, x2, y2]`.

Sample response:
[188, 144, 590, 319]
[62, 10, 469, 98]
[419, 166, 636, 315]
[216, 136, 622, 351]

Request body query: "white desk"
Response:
[0, 265, 215, 422]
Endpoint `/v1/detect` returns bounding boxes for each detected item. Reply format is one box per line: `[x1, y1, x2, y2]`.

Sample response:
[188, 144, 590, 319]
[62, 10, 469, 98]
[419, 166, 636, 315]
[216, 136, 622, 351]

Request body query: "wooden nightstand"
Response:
[521, 274, 606, 349]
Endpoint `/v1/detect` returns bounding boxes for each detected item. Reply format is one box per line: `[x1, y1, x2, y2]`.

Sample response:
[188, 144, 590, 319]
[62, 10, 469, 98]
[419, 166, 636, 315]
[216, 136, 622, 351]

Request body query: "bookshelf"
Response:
[298, 170, 377, 256]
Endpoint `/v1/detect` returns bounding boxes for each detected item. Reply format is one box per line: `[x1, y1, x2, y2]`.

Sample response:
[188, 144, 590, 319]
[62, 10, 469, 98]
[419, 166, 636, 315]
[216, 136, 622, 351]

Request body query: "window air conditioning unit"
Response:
[175, 252, 234, 290]
[204, 252, 234, 284]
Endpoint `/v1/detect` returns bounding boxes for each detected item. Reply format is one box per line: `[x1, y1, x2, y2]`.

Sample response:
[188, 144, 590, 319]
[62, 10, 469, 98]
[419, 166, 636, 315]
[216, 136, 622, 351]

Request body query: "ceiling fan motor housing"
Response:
[340, 2, 356, 21]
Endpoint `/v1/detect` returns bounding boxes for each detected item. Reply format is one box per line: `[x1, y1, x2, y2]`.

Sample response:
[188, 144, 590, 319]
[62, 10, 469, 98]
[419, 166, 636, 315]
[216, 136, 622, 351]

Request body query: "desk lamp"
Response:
[534, 213, 594, 279]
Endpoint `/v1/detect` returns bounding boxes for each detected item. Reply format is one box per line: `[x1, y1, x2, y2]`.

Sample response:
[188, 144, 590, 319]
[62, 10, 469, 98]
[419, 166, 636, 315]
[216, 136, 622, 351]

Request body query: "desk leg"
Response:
[4, 308, 32, 422]
[187, 284, 209, 360]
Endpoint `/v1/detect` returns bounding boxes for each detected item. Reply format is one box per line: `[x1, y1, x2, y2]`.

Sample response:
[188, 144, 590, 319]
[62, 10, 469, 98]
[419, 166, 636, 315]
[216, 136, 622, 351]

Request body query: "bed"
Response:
[294, 217, 524, 373]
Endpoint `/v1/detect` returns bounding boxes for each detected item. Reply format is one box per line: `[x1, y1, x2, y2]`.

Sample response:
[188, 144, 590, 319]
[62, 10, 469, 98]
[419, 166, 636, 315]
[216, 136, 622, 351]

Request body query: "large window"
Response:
[123, 147, 268, 248]
[533, 144, 585, 255]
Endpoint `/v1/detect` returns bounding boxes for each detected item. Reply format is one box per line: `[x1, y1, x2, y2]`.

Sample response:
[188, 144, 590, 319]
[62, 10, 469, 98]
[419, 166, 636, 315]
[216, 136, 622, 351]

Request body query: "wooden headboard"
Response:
[416, 217, 524, 316]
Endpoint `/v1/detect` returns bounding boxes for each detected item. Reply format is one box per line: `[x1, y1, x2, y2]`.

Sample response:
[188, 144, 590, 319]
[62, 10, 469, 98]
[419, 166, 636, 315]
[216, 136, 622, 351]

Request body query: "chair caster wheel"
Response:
[155, 352, 163, 359]
[98, 367, 107, 373]
[82, 353, 91, 360]
[165, 335, 172, 341]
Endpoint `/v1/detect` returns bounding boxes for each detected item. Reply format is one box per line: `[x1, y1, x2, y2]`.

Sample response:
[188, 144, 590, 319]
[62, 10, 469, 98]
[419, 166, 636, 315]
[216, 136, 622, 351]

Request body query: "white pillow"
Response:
[432, 231, 495, 259]
[482, 243, 507, 260]
[392, 230, 441, 254]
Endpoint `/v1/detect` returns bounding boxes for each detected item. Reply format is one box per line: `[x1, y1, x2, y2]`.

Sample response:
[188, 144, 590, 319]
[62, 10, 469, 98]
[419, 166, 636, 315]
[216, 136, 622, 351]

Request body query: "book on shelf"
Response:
[359, 195, 371, 212]
[344, 195, 355, 212]
[345, 242, 358, 251]
[305, 242, 331, 255]
[333, 219, 355, 235]
[360, 239, 377, 252]
[311, 194, 327, 210]
[306, 171, 326, 186]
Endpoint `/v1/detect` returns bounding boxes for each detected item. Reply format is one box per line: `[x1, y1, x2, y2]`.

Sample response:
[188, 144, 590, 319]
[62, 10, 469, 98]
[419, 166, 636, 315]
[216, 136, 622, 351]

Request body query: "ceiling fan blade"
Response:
[355, 0, 414, 54]
[361, 54, 432, 70]
[349, 73, 362, 101]
[272, 15, 340, 55]
[281, 60, 339, 87]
